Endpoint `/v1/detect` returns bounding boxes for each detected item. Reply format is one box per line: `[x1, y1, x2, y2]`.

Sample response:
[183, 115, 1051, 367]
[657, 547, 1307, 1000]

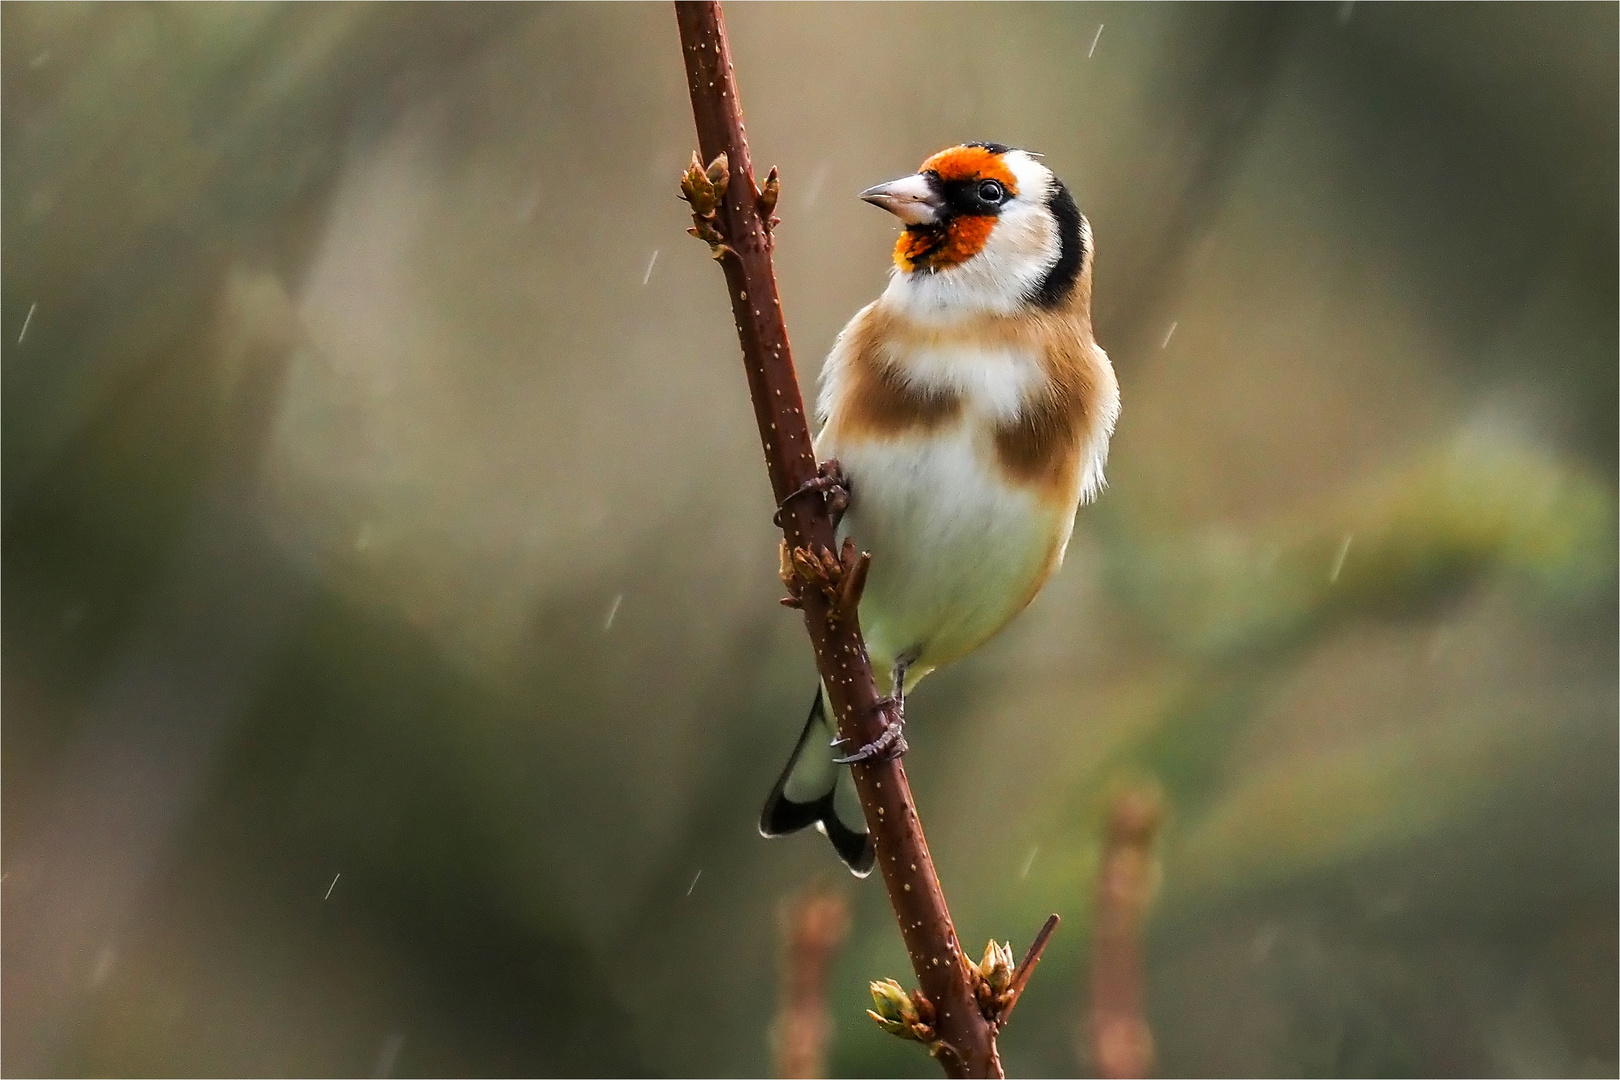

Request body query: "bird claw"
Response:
[774, 458, 851, 529]
[833, 712, 908, 765]
[834, 650, 915, 762]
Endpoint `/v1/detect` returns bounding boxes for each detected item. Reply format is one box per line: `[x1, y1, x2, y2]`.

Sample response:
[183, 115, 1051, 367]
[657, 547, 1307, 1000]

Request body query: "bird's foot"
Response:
[832, 652, 914, 761]
[833, 702, 908, 764]
[774, 458, 851, 529]
[778, 536, 869, 622]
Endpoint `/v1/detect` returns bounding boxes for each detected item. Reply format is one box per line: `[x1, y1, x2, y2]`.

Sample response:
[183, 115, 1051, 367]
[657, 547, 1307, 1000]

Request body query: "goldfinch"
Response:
[760, 143, 1120, 875]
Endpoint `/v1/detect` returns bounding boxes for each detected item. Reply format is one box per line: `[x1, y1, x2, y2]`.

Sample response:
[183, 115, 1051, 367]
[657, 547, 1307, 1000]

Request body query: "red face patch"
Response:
[919, 145, 1018, 192]
[894, 214, 996, 271]
[893, 145, 1019, 271]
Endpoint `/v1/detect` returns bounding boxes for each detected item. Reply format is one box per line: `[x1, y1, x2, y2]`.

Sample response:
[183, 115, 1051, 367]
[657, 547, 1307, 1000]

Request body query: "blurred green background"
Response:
[3, 3, 1615, 1077]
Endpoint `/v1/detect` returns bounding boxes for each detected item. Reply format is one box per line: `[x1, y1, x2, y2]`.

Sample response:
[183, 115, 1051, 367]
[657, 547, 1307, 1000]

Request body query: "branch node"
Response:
[787, 540, 868, 627]
[867, 979, 938, 1043]
[757, 165, 781, 230]
[970, 940, 1017, 1025]
[679, 150, 734, 257]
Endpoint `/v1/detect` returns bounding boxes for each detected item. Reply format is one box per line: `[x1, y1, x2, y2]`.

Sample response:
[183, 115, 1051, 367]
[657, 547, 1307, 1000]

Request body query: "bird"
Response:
[759, 142, 1120, 876]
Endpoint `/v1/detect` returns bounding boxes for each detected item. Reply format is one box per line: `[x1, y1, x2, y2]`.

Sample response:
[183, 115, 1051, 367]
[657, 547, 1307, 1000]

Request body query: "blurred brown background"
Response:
[3, 3, 1615, 1077]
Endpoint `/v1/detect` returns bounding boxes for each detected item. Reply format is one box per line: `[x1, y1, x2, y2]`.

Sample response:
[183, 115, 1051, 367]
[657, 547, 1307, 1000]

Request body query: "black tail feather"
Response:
[759, 688, 875, 877]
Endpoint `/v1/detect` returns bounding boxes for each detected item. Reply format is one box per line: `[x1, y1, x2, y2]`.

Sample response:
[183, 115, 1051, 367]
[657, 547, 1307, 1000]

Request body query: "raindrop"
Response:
[1019, 845, 1039, 879]
[372, 1032, 405, 1079]
[802, 162, 832, 211]
[90, 945, 116, 987]
[1329, 534, 1354, 583]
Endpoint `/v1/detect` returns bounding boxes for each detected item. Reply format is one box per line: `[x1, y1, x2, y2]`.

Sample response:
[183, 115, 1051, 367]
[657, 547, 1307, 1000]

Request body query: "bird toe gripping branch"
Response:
[775, 457, 850, 529]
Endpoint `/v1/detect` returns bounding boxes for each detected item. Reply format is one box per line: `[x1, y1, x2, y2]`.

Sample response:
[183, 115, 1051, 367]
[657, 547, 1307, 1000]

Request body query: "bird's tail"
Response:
[759, 687, 874, 877]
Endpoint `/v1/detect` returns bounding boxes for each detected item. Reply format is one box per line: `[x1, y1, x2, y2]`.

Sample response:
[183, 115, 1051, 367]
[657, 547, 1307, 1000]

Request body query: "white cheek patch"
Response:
[967, 205, 1058, 294]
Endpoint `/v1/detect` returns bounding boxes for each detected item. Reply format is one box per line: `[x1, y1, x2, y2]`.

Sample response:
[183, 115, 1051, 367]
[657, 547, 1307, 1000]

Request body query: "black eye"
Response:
[977, 179, 1006, 204]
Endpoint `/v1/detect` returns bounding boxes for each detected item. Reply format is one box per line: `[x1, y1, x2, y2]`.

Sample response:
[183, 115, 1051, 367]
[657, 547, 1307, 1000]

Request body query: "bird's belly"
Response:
[830, 427, 1070, 687]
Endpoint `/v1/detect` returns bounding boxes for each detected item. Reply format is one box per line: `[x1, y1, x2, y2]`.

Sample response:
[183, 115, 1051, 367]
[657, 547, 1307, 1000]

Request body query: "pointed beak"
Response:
[859, 173, 943, 225]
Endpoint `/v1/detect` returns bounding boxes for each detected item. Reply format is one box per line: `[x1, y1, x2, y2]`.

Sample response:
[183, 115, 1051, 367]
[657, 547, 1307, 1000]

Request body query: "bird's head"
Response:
[860, 142, 1088, 316]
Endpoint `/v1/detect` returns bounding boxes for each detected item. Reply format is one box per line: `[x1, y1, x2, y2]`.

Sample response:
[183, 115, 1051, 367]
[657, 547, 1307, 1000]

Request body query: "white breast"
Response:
[817, 338, 1077, 693]
[893, 343, 1045, 422]
[828, 426, 1067, 690]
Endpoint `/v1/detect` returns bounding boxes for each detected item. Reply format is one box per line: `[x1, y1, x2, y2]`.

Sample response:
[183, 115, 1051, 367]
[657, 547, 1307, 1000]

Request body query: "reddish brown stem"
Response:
[773, 886, 850, 1079]
[673, 3, 1003, 1075]
[1085, 788, 1164, 1079]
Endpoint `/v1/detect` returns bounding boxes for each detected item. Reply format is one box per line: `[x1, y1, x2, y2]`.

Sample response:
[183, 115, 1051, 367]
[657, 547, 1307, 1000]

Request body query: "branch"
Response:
[773, 885, 849, 1079]
[672, 4, 1050, 1075]
[1085, 787, 1163, 1079]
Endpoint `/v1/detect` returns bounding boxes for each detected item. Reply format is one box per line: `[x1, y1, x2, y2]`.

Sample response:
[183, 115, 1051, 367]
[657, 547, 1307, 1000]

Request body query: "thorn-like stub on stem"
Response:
[680, 151, 734, 259]
[978, 914, 1061, 1031]
[779, 539, 805, 608]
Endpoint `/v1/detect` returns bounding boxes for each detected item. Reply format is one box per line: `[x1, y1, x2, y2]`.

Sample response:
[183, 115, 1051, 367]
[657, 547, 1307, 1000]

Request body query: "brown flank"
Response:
[823, 307, 963, 442]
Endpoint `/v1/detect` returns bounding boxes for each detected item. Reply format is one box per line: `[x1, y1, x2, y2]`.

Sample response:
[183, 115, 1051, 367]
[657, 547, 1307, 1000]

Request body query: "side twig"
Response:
[673, 4, 1053, 1075]
[1000, 914, 1061, 1028]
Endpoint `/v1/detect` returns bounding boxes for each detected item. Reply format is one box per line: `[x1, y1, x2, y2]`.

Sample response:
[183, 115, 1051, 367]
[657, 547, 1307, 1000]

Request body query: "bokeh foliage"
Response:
[3, 3, 1614, 1077]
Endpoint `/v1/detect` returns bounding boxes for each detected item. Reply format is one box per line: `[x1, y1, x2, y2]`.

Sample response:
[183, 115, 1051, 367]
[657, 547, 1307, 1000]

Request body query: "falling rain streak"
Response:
[1329, 534, 1354, 583]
